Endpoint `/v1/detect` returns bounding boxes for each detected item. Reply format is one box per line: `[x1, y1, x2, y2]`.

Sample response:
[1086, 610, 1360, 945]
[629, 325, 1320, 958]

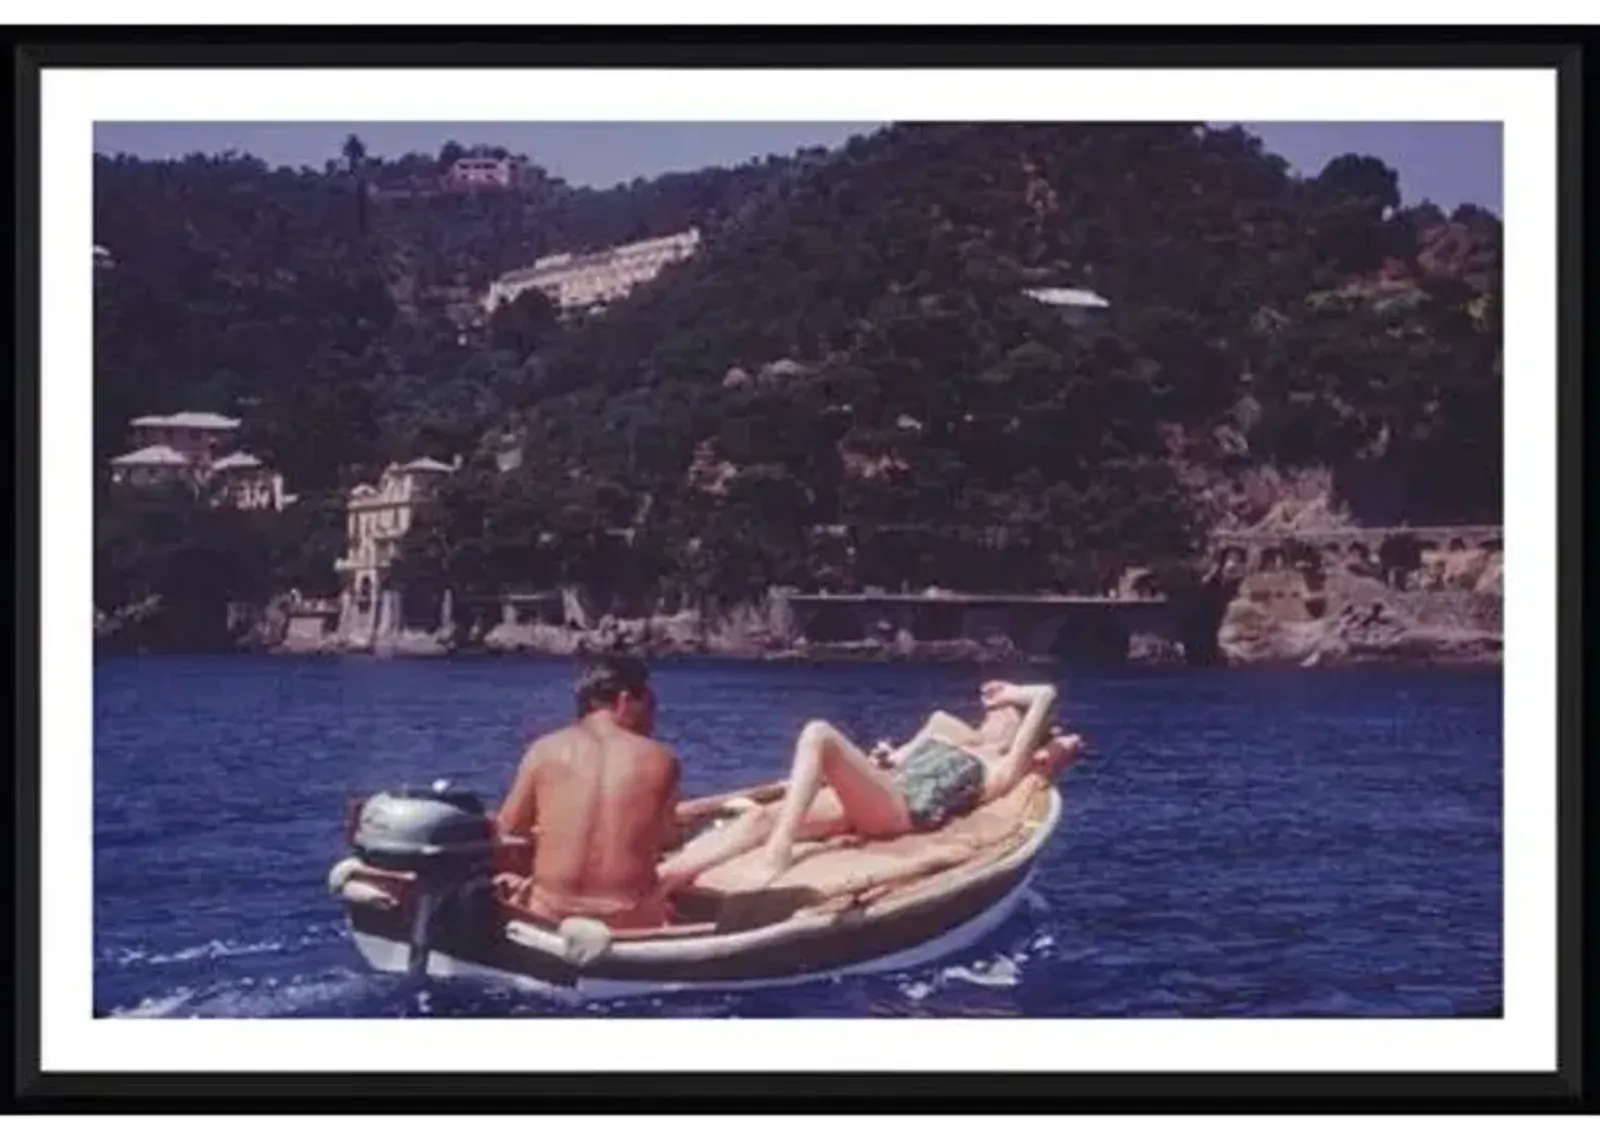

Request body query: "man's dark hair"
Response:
[574, 654, 652, 717]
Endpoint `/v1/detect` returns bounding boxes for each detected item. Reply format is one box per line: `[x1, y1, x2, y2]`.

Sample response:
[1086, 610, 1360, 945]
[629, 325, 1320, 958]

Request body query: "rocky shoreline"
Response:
[1214, 549, 1502, 669]
[98, 563, 1503, 670]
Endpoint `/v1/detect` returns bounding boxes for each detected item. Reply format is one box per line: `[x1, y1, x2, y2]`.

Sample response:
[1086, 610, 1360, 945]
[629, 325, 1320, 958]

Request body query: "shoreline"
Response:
[96, 556, 1505, 671]
[94, 637, 1504, 671]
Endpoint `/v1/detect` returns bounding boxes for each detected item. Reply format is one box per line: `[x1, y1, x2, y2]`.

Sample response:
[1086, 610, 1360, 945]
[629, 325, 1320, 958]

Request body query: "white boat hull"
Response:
[348, 870, 1037, 1003]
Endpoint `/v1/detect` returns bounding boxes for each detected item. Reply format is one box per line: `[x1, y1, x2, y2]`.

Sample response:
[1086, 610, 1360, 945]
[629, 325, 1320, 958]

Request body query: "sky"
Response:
[92, 120, 1503, 213]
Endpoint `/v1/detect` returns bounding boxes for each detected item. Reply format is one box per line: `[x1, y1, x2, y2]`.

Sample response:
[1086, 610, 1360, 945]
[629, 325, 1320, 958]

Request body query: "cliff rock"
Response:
[1218, 555, 1502, 667]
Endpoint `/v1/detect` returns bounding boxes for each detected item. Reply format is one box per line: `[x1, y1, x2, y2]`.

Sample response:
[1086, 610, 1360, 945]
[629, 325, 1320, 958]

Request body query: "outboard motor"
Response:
[346, 780, 497, 976]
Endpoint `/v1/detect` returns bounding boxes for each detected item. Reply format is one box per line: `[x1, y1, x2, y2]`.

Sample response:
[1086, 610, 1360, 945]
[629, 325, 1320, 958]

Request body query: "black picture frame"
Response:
[10, 24, 1589, 1115]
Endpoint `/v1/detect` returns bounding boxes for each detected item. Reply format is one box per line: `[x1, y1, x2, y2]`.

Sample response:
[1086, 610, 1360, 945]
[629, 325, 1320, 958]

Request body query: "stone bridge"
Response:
[1206, 524, 1502, 574]
[773, 591, 1176, 664]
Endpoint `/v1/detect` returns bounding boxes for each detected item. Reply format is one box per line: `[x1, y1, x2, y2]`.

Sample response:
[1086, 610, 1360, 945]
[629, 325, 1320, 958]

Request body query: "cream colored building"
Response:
[483, 228, 701, 316]
[335, 457, 458, 641]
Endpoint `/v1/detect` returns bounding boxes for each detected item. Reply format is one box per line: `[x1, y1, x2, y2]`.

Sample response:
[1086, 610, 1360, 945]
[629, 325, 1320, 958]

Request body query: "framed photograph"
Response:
[13, 25, 1585, 1114]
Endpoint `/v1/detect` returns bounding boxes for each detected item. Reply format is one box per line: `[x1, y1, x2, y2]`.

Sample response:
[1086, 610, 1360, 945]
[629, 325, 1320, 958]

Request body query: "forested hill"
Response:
[91, 139, 822, 488]
[93, 124, 1502, 627]
[529, 122, 1501, 523]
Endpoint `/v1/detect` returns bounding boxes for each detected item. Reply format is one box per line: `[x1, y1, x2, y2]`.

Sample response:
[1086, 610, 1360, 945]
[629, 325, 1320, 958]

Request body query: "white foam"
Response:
[110, 988, 197, 1019]
[941, 955, 1022, 990]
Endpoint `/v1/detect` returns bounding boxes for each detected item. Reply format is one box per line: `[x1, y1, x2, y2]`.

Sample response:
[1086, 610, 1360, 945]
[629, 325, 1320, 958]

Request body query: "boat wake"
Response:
[100, 888, 1070, 1019]
[107, 967, 418, 1019]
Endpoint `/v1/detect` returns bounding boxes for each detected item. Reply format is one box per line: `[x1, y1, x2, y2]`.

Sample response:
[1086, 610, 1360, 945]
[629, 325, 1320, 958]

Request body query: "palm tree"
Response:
[341, 134, 370, 238]
[341, 133, 368, 175]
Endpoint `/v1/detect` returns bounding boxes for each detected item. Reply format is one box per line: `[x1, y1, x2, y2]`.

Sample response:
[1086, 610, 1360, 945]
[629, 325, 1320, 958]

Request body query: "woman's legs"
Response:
[658, 784, 858, 890]
[758, 720, 913, 878]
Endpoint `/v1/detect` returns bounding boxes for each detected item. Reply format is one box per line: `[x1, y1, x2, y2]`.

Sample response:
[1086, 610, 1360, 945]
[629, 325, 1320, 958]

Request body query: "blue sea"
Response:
[93, 656, 1503, 1018]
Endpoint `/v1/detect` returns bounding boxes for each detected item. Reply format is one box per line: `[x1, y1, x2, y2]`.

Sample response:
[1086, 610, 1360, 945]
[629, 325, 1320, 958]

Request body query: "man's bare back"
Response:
[494, 656, 681, 928]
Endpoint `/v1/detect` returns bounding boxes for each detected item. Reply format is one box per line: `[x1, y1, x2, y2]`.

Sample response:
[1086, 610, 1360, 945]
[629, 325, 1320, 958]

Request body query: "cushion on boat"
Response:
[690, 774, 1049, 902]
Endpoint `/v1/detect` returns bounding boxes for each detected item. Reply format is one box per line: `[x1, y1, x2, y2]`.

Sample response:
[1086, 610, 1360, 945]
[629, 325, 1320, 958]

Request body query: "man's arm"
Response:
[495, 741, 543, 838]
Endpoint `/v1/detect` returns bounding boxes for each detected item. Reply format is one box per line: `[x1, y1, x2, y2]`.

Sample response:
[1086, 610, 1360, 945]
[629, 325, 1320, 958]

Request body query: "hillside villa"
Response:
[107, 411, 296, 511]
[483, 228, 701, 317]
[443, 155, 525, 191]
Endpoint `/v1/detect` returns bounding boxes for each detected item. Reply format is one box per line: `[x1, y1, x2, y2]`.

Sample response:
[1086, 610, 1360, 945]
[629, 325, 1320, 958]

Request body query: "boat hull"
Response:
[346, 868, 1037, 1001]
[336, 778, 1063, 1001]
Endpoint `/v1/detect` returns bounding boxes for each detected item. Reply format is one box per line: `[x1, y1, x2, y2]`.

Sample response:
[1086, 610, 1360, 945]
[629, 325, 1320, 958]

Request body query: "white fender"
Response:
[328, 858, 400, 910]
[326, 857, 363, 895]
[342, 880, 401, 910]
[556, 917, 614, 966]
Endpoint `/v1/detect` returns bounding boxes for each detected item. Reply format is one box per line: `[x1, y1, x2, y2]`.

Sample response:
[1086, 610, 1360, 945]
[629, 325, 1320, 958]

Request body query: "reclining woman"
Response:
[660, 680, 1081, 890]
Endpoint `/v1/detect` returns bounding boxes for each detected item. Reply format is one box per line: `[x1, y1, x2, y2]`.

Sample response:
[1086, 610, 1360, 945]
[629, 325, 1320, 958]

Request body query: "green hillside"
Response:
[91, 124, 1502, 639]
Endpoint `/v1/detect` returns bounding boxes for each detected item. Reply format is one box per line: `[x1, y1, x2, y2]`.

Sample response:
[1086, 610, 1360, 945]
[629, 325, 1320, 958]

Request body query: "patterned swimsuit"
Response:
[892, 739, 987, 831]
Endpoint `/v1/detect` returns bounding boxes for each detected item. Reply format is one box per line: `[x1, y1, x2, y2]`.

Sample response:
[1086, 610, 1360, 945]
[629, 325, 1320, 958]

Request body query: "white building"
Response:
[1023, 286, 1111, 310]
[334, 457, 459, 641]
[484, 228, 701, 316]
[444, 156, 525, 190]
[209, 451, 298, 512]
[1022, 286, 1112, 328]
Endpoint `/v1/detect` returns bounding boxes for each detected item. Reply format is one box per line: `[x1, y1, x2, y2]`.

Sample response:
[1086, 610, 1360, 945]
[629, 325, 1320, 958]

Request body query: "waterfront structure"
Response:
[483, 228, 701, 316]
[334, 457, 459, 642]
[1207, 524, 1503, 577]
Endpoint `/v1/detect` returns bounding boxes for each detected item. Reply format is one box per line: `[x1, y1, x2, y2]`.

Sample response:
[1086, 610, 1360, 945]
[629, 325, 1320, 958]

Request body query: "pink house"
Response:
[443, 156, 524, 191]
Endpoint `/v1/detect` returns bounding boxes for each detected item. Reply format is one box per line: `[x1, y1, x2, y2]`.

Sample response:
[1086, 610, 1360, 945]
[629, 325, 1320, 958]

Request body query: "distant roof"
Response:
[129, 411, 242, 430]
[110, 444, 191, 467]
[761, 357, 809, 377]
[1023, 287, 1111, 309]
[210, 451, 265, 471]
[397, 457, 455, 474]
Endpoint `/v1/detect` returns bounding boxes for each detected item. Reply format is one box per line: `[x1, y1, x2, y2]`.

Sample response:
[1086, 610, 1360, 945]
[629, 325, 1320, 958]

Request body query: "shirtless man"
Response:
[494, 655, 682, 928]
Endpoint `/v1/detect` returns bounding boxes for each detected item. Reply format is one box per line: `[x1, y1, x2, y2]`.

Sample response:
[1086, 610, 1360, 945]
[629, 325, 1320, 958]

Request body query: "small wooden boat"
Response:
[328, 770, 1064, 1000]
